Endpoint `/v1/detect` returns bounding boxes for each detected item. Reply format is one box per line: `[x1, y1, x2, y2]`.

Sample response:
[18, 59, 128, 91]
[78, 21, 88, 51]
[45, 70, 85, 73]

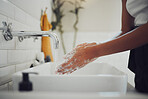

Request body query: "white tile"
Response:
[7, 18, 17, 31]
[26, 13, 40, 31]
[0, 65, 15, 85]
[15, 62, 28, 72]
[8, 18, 27, 31]
[32, 19, 40, 30]
[14, 7, 27, 24]
[0, 14, 7, 26]
[16, 37, 41, 50]
[0, 0, 15, 19]
[26, 14, 34, 27]
[28, 50, 38, 61]
[0, 50, 7, 67]
[32, 37, 41, 50]
[8, 50, 30, 64]
[8, 0, 52, 20]
[16, 38, 32, 50]
[0, 83, 8, 91]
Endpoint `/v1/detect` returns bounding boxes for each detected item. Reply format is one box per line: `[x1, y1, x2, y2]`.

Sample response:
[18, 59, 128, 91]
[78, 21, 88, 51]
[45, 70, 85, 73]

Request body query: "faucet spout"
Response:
[12, 31, 59, 49]
[42, 32, 59, 49]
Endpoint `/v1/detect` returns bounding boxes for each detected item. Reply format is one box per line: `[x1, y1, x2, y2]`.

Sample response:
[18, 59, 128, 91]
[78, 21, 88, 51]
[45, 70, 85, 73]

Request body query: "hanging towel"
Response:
[40, 13, 54, 62]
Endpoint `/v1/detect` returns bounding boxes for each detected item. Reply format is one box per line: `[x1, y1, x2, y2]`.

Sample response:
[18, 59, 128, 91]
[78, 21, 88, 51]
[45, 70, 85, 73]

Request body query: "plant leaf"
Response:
[59, 1, 66, 8]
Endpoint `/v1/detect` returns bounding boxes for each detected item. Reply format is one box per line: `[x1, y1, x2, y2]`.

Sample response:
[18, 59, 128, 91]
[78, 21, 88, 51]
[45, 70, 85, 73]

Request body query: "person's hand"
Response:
[56, 42, 98, 74]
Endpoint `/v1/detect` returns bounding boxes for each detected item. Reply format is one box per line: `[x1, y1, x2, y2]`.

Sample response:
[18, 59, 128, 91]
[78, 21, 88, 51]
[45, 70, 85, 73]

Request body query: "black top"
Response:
[128, 29, 148, 93]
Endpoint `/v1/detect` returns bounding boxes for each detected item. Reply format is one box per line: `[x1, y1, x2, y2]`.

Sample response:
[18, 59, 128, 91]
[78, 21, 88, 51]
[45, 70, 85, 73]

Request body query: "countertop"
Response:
[0, 83, 147, 99]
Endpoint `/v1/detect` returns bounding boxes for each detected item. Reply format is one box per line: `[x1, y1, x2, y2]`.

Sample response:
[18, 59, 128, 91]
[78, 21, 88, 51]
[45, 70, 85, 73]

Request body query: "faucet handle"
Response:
[0, 21, 13, 41]
[2, 21, 7, 27]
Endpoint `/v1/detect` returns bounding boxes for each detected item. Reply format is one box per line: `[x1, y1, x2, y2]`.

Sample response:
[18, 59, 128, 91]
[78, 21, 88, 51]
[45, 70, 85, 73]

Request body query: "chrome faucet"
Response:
[0, 22, 59, 49]
[12, 31, 59, 49]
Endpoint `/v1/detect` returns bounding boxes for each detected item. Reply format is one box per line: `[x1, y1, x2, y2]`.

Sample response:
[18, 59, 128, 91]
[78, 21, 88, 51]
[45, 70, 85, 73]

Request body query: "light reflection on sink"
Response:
[12, 62, 127, 94]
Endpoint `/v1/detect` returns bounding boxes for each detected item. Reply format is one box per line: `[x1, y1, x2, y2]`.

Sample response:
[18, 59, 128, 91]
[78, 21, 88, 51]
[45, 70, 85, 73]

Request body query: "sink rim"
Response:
[13, 62, 128, 78]
[13, 72, 127, 77]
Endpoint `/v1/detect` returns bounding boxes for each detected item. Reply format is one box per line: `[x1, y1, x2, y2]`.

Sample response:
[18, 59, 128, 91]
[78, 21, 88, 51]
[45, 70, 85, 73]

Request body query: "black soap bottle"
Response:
[19, 72, 32, 91]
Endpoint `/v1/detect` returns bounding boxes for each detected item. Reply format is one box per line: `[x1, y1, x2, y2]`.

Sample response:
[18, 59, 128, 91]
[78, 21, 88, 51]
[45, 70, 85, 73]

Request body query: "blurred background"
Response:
[0, 0, 134, 91]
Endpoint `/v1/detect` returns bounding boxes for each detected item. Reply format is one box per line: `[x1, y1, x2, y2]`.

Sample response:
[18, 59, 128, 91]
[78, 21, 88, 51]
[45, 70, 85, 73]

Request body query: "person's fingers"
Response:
[61, 64, 80, 74]
[76, 43, 87, 48]
[57, 57, 94, 74]
[75, 42, 97, 52]
[75, 43, 89, 51]
[58, 49, 87, 73]
[57, 55, 82, 74]
[88, 42, 97, 45]
[63, 49, 76, 59]
[84, 42, 97, 47]
[57, 57, 75, 73]
[62, 50, 82, 68]
[64, 42, 97, 60]
[64, 61, 87, 74]
[58, 56, 86, 74]
[57, 42, 98, 74]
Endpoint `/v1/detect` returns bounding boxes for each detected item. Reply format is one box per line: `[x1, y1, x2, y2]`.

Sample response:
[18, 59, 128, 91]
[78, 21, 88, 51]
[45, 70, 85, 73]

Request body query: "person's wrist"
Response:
[88, 44, 100, 59]
[93, 43, 104, 58]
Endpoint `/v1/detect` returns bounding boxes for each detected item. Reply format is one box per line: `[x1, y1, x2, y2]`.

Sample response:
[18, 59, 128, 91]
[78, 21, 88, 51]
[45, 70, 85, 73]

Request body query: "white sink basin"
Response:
[12, 62, 127, 94]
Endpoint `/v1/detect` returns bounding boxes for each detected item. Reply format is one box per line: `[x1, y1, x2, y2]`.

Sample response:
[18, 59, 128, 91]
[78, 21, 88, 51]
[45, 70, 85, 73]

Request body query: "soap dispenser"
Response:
[19, 72, 38, 91]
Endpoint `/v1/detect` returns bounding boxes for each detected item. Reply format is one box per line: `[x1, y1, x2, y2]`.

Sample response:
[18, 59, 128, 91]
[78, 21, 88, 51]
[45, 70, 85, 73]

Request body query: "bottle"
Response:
[19, 72, 38, 91]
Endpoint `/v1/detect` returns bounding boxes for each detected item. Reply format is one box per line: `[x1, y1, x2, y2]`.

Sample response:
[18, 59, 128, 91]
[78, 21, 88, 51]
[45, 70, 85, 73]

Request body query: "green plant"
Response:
[68, 0, 85, 48]
[51, 0, 85, 54]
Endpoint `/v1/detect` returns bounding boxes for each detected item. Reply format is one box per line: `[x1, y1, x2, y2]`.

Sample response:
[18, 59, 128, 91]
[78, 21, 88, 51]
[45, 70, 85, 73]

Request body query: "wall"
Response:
[62, 0, 121, 32]
[0, 0, 52, 91]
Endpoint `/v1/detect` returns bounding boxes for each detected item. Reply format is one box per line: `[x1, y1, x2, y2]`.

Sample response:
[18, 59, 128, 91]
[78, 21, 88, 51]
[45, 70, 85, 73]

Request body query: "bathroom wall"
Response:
[62, 0, 121, 32]
[0, 0, 52, 91]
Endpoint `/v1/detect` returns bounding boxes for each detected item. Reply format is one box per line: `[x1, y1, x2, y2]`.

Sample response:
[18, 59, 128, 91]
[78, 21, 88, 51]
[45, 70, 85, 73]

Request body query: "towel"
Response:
[40, 13, 53, 62]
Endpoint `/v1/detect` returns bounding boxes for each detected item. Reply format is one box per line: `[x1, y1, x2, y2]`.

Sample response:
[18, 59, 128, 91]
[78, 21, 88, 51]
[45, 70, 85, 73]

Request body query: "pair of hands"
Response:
[56, 42, 98, 74]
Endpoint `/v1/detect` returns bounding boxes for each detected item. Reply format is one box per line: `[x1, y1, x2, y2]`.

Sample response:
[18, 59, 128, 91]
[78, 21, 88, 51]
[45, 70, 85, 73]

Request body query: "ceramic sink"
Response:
[12, 62, 127, 94]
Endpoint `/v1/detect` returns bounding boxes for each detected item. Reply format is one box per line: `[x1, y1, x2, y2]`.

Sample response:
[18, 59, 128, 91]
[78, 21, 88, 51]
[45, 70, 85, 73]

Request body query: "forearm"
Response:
[115, 31, 130, 38]
[94, 23, 148, 57]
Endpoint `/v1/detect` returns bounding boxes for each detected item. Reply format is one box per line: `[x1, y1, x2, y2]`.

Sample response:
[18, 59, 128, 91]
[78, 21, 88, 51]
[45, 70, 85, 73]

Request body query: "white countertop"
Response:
[0, 83, 147, 99]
